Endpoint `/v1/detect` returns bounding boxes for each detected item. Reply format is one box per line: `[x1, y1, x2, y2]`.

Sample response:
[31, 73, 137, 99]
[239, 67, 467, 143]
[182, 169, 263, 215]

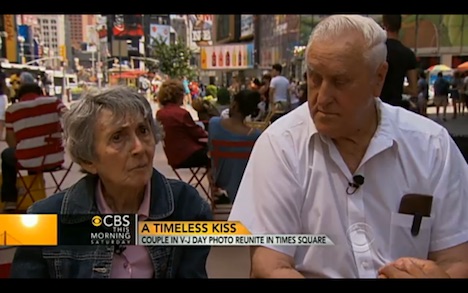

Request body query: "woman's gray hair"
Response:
[63, 86, 163, 165]
[306, 15, 387, 73]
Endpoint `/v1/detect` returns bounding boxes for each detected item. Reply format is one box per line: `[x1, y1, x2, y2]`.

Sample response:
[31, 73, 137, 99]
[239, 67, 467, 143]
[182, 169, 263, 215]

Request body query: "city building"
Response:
[257, 15, 300, 78]
[210, 15, 257, 86]
[68, 15, 96, 50]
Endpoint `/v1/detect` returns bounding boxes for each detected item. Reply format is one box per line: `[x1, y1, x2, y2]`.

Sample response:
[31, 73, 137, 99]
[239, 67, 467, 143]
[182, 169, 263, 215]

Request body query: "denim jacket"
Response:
[9, 169, 213, 278]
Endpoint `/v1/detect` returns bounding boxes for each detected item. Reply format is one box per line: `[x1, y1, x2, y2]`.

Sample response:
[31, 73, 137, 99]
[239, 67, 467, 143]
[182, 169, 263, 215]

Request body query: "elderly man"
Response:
[229, 15, 468, 278]
[10, 86, 212, 278]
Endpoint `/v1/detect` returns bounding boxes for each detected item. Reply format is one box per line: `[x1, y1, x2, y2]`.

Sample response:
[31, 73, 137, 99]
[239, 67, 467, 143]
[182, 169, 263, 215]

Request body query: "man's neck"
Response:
[334, 103, 379, 151]
[386, 31, 399, 40]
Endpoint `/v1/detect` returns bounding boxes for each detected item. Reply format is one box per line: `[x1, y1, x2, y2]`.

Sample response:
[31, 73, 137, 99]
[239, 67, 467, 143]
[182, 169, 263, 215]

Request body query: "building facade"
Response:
[68, 15, 96, 50]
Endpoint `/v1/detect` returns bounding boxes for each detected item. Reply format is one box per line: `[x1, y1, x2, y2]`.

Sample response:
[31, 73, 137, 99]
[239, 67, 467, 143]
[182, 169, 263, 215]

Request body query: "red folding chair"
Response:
[171, 166, 210, 197]
[16, 136, 69, 212]
[161, 142, 211, 199]
[209, 139, 256, 212]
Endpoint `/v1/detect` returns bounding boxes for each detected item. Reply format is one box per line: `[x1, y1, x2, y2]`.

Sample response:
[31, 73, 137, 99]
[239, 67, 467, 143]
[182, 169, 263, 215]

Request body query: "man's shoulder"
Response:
[383, 103, 446, 138]
[7, 97, 58, 111]
[263, 103, 311, 142]
[270, 76, 279, 84]
[279, 76, 290, 84]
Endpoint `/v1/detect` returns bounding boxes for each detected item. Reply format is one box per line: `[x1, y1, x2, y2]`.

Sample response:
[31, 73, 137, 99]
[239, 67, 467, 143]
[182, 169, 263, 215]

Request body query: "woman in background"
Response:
[156, 79, 209, 170]
[208, 90, 262, 204]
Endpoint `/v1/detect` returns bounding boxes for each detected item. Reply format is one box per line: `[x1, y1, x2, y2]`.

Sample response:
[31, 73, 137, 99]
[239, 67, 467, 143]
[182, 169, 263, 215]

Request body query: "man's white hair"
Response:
[306, 15, 387, 72]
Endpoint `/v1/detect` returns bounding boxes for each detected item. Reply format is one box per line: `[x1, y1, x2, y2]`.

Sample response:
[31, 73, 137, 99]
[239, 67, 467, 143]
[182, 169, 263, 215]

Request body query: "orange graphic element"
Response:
[0, 215, 58, 246]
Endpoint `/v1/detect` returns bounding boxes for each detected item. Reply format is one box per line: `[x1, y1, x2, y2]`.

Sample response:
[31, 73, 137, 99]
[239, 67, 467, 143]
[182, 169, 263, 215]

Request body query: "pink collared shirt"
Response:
[95, 181, 154, 278]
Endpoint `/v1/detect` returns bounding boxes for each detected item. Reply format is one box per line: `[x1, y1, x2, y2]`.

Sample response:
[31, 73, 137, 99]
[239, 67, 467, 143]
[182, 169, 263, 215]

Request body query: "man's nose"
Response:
[316, 80, 335, 106]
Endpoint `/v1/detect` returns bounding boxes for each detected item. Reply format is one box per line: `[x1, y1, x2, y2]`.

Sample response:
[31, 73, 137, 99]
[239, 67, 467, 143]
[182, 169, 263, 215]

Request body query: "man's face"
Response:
[306, 32, 387, 138]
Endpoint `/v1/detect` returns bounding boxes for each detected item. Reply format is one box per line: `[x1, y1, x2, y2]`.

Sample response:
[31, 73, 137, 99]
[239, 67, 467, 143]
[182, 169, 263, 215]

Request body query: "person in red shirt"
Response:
[1, 83, 66, 211]
[157, 79, 223, 197]
[156, 79, 209, 169]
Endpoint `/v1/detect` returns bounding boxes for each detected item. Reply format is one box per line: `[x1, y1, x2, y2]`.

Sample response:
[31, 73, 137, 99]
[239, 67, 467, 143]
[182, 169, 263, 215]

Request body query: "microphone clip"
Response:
[346, 175, 365, 195]
[114, 245, 127, 255]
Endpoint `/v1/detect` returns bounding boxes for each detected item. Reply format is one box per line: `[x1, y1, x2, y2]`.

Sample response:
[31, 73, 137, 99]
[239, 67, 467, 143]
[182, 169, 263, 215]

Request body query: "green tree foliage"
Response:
[148, 37, 196, 79]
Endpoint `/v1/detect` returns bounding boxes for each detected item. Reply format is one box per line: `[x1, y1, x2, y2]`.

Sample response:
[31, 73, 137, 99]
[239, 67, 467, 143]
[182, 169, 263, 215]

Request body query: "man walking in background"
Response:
[380, 15, 418, 108]
[433, 72, 450, 121]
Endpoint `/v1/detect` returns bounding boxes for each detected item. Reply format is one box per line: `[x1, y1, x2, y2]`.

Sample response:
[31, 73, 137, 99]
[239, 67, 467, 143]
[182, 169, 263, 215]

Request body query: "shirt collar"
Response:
[95, 180, 151, 220]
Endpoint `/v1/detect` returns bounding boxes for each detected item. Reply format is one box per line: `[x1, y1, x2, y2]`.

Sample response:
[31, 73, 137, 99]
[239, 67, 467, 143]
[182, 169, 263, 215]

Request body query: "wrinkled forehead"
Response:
[307, 36, 366, 73]
[97, 107, 148, 130]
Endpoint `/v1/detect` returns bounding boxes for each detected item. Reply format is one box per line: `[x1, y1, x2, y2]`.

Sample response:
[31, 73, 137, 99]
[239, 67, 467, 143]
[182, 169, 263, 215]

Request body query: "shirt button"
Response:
[361, 261, 369, 269]
[123, 262, 129, 269]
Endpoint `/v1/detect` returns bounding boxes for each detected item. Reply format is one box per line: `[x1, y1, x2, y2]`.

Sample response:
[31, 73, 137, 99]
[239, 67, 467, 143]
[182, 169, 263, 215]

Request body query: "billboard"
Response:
[189, 14, 213, 47]
[150, 24, 170, 45]
[112, 15, 143, 38]
[240, 15, 254, 39]
[200, 43, 254, 70]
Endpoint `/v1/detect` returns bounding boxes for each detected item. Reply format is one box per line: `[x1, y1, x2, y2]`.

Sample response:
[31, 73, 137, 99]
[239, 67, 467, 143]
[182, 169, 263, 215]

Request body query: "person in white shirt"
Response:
[229, 14, 468, 279]
[269, 64, 290, 112]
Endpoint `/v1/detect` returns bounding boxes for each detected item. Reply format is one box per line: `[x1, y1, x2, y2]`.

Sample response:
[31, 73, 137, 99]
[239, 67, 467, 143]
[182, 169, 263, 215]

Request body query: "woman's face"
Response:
[82, 109, 155, 189]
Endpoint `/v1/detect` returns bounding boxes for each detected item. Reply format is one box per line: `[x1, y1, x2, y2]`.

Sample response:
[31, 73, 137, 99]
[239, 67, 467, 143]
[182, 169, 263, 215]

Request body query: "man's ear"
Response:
[374, 61, 388, 98]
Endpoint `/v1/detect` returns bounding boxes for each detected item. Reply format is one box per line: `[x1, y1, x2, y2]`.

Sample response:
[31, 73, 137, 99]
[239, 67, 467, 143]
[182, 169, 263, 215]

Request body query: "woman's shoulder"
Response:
[209, 116, 222, 124]
[166, 178, 212, 220]
[27, 192, 66, 214]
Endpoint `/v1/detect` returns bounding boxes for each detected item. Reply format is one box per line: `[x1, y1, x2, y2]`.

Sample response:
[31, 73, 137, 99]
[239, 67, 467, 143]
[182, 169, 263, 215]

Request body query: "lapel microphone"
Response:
[346, 175, 365, 195]
[114, 245, 127, 255]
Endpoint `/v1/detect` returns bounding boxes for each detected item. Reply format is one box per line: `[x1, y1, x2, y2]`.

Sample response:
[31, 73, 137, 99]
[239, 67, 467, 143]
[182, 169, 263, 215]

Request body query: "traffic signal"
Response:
[59, 45, 66, 60]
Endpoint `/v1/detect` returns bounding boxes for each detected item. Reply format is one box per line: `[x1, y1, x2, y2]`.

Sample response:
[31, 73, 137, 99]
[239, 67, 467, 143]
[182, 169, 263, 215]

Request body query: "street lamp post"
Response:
[17, 36, 25, 64]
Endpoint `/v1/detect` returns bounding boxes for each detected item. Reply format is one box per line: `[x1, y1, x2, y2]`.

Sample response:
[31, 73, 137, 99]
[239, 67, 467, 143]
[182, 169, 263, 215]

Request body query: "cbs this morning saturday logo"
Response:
[90, 215, 136, 245]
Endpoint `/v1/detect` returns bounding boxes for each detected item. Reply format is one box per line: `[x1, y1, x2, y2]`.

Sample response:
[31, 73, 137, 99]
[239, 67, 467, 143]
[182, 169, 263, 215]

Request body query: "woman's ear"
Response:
[80, 161, 98, 175]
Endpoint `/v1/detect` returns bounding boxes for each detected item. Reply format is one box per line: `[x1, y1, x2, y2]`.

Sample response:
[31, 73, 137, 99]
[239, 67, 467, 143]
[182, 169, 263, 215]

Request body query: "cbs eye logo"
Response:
[91, 215, 131, 227]
[92, 216, 103, 227]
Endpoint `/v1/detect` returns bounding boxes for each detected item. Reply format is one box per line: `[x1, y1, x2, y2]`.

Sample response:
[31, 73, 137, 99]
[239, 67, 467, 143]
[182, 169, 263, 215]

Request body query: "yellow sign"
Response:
[0, 214, 58, 246]
[3, 15, 17, 63]
[138, 221, 252, 236]
[59, 45, 66, 60]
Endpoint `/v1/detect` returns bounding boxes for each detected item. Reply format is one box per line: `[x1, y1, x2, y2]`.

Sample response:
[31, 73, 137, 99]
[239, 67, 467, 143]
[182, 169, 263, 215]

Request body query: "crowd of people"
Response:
[1, 14, 468, 279]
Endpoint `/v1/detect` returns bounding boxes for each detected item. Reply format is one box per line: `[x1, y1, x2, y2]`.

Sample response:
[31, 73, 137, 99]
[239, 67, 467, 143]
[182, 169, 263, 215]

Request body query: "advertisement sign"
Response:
[200, 43, 254, 70]
[150, 24, 170, 45]
[3, 15, 17, 63]
[189, 14, 213, 47]
[240, 15, 254, 39]
[112, 15, 143, 38]
[96, 15, 108, 40]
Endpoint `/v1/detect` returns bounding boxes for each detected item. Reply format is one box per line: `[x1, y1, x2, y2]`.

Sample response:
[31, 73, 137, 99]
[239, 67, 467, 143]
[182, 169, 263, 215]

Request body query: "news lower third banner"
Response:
[0, 215, 335, 246]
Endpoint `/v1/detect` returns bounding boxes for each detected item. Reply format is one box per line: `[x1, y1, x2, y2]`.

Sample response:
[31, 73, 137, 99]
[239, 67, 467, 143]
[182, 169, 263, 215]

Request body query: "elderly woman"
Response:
[10, 86, 213, 278]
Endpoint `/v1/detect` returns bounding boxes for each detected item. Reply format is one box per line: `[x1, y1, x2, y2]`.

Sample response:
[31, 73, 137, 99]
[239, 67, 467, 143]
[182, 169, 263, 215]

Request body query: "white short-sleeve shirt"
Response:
[229, 100, 468, 278]
[269, 75, 289, 103]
